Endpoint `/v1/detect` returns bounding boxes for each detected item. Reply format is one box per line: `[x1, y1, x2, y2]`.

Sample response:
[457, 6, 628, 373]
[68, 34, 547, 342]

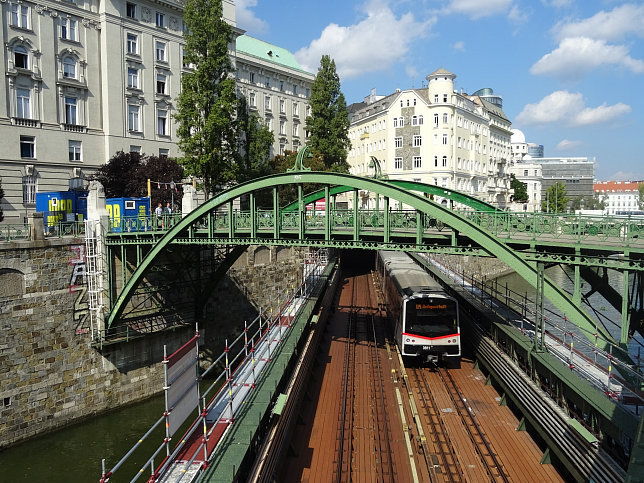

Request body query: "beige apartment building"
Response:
[348, 68, 513, 208]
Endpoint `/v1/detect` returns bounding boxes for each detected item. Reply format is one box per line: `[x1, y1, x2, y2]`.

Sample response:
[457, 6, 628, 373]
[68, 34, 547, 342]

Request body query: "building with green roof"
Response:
[235, 35, 315, 158]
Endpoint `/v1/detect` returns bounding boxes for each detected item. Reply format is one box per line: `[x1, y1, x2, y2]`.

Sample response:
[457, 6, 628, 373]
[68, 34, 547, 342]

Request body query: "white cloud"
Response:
[516, 90, 631, 127]
[294, 4, 433, 79]
[530, 37, 644, 80]
[444, 0, 513, 19]
[453, 40, 465, 51]
[556, 139, 582, 151]
[552, 4, 644, 42]
[607, 171, 644, 182]
[235, 0, 268, 35]
[541, 0, 573, 8]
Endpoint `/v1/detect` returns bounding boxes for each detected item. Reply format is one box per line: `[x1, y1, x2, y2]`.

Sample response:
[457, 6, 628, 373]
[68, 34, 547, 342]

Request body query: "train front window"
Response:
[405, 299, 457, 338]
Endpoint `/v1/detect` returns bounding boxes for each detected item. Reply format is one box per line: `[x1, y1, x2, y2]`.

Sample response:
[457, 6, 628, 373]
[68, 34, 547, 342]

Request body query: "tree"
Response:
[90, 151, 184, 206]
[639, 183, 644, 210]
[237, 95, 274, 183]
[0, 179, 4, 222]
[91, 150, 143, 198]
[542, 182, 569, 213]
[571, 194, 605, 211]
[510, 174, 528, 203]
[305, 55, 351, 172]
[175, 0, 239, 197]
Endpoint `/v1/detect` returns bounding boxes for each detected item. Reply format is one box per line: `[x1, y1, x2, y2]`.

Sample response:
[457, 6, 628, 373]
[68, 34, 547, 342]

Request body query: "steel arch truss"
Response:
[106, 172, 615, 344]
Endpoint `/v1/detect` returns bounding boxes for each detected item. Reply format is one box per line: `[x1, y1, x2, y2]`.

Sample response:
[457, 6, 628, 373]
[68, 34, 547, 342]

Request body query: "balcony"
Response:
[13, 117, 40, 128]
[62, 123, 86, 133]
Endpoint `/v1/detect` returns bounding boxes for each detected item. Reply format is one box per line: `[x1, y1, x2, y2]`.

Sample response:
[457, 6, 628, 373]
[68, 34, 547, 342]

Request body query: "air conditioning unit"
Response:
[72, 167, 82, 178]
[25, 164, 34, 176]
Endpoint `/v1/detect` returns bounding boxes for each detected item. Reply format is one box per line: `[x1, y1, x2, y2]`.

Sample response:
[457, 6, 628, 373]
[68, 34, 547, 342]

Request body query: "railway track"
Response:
[335, 273, 396, 482]
[409, 365, 510, 482]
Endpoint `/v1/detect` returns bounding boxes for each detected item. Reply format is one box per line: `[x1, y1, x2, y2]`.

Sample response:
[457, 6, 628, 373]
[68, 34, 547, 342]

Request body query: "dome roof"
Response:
[511, 128, 526, 143]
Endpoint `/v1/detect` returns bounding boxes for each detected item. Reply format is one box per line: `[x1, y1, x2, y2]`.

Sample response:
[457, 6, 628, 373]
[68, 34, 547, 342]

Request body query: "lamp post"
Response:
[170, 181, 175, 212]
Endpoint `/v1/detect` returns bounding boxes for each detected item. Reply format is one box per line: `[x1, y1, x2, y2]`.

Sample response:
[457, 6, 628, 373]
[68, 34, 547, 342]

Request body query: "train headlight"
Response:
[452, 338, 457, 343]
[405, 338, 410, 342]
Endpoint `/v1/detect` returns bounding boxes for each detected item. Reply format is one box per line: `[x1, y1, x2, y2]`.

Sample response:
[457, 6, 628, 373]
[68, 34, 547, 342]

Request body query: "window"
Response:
[523, 169, 528, 176]
[157, 109, 167, 135]
[434, 94, 438, 103]
[14, 45, 28, 69]
[16, 88, 30, 119]
[280, 81, 284, 91]
[393, 118, 398, 128]
[434, 156, 438, 167]
[249, 92, 256, 107]
[156, 12, 165, 28]
[293, 123, 299, 137]
[159, 148, 169, 158]
[442, 134, 448, 145]
[156, 41, 166, 61]
[64, 97, 77, 124]
[279, 120, 286, 135]
[443, 94, 448, 103]
[279, 99, 285, 113]
[126, 2, 136, 18]
[11, 4, 29, 29]
[68, 140, 81, 161]
[434, 113, 439, 126]
[127, 33, 138, 54]
[249, 72, 255, 83]
[413, 135, 422, 147]
[156, 72, 167, 94]
[265, 96, 271, 110]
[264, 76, 270, 88]
[394, 137, 402, 148]
[61, 17, 77, 41]
[443, 113, 448, 124]
[293, 102, 299, 116]
[128, 104, 140, 131]
[394, 157, 402, 169]
[127, 67, 139, 88]
[23, 175, 36, 203]
[130, 145, 141, 153]
[418, 115, 423, 125]
[63, 56, 76, 78]
[399, 117, 404, 127]
[442, 156, 447, 167]
[412, 156, 421, 168]
[293, 84, 297, 95]
[20, 135, 35, 158]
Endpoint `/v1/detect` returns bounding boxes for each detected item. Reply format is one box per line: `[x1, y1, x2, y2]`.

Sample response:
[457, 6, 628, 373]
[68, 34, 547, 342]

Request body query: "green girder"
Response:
[105, 172, 615, 346]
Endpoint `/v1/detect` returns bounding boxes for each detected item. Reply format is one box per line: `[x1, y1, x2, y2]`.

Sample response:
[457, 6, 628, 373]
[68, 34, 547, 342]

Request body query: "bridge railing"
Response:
[103, 209, 643, 249]
[0, 223, 31, 241]
[459, 210, 644, 245]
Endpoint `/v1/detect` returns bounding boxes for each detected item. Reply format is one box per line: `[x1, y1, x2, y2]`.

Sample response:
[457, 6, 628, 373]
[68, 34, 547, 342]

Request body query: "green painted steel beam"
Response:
[105, 172, 615, 346]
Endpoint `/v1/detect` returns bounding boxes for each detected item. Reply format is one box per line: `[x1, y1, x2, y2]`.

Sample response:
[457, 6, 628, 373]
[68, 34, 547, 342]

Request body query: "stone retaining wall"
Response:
[0, 239, 303, 448]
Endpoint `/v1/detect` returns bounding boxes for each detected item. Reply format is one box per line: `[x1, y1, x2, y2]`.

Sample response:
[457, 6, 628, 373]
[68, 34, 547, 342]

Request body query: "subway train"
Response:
[376, 251, 461, 368]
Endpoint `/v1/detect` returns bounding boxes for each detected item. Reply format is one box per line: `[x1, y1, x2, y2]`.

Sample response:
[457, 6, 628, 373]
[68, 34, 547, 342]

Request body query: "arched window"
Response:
[14, 45, 28, 69]
[63, 56, 76, 78]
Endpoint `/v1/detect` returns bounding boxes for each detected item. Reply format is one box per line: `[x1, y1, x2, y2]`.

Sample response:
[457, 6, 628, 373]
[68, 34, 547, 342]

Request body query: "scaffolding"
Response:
[85, 219, 104, 341]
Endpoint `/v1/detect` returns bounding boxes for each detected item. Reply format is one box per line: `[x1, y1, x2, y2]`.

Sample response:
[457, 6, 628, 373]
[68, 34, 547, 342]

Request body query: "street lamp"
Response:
[170, 181, 175, 212]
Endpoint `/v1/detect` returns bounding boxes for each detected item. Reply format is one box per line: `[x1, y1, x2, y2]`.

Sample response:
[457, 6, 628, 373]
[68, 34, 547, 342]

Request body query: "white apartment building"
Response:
[594, 181, 642, 215]
[235, 35, 314, 158]
[508, 161, 542, 212]
[348, 68, 513, 208]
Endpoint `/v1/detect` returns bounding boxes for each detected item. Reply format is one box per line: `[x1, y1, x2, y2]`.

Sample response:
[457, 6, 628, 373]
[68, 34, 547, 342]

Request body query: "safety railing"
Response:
[0, 223, 30, 241]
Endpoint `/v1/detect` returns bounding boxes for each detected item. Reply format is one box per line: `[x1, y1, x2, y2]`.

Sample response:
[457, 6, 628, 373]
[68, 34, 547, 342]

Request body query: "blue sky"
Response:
[236, 0, 643, 181]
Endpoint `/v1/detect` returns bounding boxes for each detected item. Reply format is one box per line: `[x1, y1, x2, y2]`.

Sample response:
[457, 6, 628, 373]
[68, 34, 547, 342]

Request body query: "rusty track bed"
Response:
[275, 266, 564, 483]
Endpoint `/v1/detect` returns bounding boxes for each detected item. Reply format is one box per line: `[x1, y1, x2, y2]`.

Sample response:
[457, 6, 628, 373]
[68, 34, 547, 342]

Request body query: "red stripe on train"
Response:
[402, 333, 459, 341]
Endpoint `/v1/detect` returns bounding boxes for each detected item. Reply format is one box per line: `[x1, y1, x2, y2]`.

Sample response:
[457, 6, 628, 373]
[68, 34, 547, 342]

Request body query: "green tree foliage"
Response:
[542, 182, 569, 213]
[571, 194, 605, 211]
[639, 183, 644, 210]
[175, 0, 239, 197]
[91, 151, 184, 206]
[510, 174, 528, 203]
[0, 179, 4, 222]
[237, 95, 274, 183]
[266, 150, 326, 206]
[305, 55, 351, 172]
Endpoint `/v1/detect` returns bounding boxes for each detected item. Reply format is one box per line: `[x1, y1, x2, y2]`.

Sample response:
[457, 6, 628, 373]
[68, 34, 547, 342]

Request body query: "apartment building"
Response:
[347, 68, 513, 208]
